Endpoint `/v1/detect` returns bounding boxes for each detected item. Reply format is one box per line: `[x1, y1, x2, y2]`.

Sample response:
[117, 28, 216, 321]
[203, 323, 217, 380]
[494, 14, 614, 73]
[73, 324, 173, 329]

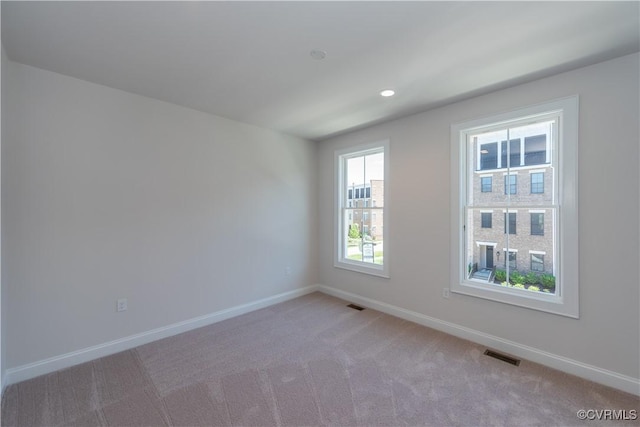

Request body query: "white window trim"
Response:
[450, 96, 579, 318]
[334, 140, 390, 278]
[476, 241, 497, 247]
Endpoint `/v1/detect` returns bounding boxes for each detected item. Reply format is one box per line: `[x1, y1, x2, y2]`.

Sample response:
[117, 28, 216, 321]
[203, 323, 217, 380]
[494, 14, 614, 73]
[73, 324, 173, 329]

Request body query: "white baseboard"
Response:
[4, 285, 319, 387]
[317, 285, 640, 396]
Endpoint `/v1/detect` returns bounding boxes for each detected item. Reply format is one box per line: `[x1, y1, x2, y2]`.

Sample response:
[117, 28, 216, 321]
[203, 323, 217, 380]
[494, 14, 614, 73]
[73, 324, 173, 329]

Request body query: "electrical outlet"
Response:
[117, 298, 128, 312]
[442, 288, 450, 299]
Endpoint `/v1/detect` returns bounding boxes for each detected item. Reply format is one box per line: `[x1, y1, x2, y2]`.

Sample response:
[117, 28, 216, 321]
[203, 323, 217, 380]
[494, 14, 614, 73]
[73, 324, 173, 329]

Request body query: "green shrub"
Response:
[513, 283, 525, 289]
[540, 274, 556, 289]
[509, 271, 524, 285]
[528, 285, 540, 292]
[495, 269, 506, 282]
[524, 272, 539, 285]
[348, 224, 361, 239]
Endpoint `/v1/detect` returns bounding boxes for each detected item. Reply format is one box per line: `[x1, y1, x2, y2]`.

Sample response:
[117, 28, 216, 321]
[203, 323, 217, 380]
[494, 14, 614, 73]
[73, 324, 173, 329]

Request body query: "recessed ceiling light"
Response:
[310, 49, 326, 60]
[380, 89, 395, 97]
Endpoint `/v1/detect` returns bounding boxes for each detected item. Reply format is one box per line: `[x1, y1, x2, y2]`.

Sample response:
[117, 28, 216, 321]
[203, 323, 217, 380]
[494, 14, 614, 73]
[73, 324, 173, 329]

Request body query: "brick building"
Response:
[467, 123, 555, 277]
[347, 179, 384, 241]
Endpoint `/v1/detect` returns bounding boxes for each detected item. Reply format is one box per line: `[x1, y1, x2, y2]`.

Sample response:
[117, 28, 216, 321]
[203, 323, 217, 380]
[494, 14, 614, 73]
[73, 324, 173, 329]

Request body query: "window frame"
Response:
[334, 140, 390, 278]
[450, 97, 579, 318]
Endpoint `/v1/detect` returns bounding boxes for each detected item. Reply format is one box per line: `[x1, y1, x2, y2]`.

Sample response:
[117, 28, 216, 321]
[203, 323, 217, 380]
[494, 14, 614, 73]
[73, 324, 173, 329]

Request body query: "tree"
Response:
[348, 224, 361, 239]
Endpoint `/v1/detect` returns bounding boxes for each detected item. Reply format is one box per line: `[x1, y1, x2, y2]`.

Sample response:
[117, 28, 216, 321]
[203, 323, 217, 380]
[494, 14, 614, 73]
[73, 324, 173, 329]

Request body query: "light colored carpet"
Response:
[2, 292, 638, 426]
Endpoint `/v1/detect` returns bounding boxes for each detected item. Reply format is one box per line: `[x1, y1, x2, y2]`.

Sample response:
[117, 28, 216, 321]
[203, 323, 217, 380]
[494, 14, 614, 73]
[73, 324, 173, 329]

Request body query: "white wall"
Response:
[318, 54, 639, 382]
[2, 60, 317, 370]
[0, 35, 5, 388]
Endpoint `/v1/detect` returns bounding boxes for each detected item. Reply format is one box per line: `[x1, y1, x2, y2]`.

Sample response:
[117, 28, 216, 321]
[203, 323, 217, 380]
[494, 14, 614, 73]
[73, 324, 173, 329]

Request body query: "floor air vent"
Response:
[484, 349, 521, 366]
[347, 303, 365, 311]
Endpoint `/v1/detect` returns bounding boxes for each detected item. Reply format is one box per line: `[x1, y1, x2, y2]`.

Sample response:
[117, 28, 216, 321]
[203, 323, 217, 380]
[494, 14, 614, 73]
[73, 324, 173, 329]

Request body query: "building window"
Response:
[451, 96, 579, 317]
[531, 172, 544, 194]
[504, 174, 517, 195]
[335, 140, 389, 277]
[481, 212, 492, 228]
[507, 251, 517, 270]
[479, 143, 498, 170]
[531, 253, 545, 272]
[531, 213, 544, 236]
[504, 212, 516, 234]
[525, 135, 547, 165]
[481, 177, 492, 192]
[501, 139, 521, 168]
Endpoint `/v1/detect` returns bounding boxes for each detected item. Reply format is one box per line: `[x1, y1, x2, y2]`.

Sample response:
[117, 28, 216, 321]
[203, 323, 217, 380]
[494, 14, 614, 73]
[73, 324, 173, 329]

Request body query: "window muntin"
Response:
[335, 141, 389, 277]
[451, 96, 579, 318]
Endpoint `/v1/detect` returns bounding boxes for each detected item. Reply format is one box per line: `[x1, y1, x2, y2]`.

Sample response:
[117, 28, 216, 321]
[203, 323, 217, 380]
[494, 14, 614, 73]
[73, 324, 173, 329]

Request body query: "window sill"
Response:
[451, 279, 578, 318]
[334, 260, 389, 278]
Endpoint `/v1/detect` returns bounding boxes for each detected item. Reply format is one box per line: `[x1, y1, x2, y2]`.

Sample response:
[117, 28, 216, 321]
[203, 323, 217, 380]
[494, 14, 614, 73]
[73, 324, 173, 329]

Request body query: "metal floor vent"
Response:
[347, 303, 365, 311]
[484, 349, 521, 366]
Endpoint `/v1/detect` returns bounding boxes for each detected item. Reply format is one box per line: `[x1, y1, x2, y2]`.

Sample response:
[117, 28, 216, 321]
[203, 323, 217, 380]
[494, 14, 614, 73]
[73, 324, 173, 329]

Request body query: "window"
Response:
[504, 212, 516, 234]
[507, 251, 517, 270]
[481, 212, 492, 228]
[504, 174, 517, 195]
[531, 253, 545, 272]
[335, 140, 389, 277]
[531, 172, 544, 194]
[501, 139, 521, 168]
[531, 213, 544, 236]
[481, 176, 492, 192]
[525, 135, 547, 165]
[479, 143, 497, 170]
[451, 96, 579, 318]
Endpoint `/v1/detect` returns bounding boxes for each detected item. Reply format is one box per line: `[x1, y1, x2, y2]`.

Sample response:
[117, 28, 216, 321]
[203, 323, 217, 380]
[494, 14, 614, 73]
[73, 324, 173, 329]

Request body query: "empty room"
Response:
[1, 1, 639, 426]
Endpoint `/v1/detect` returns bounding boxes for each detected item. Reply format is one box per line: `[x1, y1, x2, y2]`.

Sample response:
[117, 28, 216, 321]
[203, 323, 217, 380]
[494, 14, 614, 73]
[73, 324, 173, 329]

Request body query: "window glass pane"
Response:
[365, 152, 384, 208]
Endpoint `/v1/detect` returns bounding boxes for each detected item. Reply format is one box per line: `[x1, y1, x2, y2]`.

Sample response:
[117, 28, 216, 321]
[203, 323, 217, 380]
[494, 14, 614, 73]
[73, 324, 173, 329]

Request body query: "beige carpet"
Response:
[2, 292, 638, 426]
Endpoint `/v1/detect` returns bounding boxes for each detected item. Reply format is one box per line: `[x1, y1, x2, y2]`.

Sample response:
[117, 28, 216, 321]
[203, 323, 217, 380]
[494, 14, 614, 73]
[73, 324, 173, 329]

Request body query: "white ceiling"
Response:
[2, 1, 639, 141]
